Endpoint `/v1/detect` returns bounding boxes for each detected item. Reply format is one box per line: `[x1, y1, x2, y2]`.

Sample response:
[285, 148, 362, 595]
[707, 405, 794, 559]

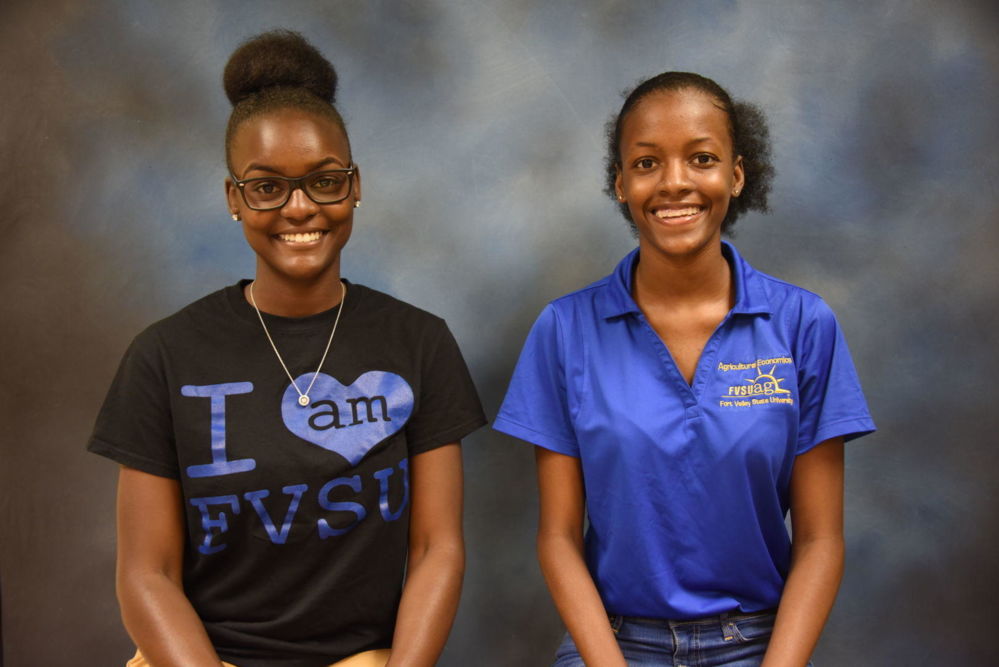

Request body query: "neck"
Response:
[633, 240, 732, 308]
[246, 266, 345, 318]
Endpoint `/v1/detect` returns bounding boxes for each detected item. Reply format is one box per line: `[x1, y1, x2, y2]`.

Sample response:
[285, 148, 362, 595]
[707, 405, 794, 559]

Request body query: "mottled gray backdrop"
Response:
[2, 1, 997, 665]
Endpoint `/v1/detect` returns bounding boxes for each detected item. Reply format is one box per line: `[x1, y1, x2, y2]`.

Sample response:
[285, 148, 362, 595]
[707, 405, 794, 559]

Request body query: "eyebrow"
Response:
[241, 156, 349, 176]
[633, 137, 716, 149]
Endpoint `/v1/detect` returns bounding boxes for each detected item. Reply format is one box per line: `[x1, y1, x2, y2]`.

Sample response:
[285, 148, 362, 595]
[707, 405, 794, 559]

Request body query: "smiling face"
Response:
[614, 88, 744, 261]
[226, 108, 360, 289]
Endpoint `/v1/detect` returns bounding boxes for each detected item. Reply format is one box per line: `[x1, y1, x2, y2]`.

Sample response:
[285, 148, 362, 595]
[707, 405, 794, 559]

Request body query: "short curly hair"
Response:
[223, 30, 349, 169]
[604, 72, 774, 235]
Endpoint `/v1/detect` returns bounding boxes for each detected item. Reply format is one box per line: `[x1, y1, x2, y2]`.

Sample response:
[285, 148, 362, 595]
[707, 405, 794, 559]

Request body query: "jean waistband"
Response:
[610, 608, 777, 629]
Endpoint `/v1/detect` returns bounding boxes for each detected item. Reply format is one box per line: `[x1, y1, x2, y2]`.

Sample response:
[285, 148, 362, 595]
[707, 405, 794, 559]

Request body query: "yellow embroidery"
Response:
[717, 357, 794, 408]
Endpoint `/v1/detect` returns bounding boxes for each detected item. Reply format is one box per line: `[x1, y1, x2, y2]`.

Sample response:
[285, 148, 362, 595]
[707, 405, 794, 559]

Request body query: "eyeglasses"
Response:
[230, 165, 356, 211]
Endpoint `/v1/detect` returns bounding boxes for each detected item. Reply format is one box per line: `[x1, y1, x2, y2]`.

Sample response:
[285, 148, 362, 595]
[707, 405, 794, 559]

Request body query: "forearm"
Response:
[118, 570, 222, 667]
[538, 533, 626, 667]
[762, 535, 844, 667]
[387, 541, 465, 667]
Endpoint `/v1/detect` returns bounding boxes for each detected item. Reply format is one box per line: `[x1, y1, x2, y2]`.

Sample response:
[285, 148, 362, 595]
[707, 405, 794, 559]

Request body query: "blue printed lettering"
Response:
[317, 476, 367, 538]
[374, 458, 409, 522]
[190, 495, 240, 554]
[189, 457, 411, 553]
[181, 382, 257, 478]
[243, 484, 308, 545]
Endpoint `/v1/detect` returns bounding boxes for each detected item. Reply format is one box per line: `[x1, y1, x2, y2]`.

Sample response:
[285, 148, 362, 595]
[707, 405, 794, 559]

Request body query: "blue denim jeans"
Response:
[553, 610, 812, 666]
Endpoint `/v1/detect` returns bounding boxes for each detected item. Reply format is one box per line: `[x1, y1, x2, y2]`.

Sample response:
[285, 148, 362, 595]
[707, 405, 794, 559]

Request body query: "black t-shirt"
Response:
[88, 281, 486, 667]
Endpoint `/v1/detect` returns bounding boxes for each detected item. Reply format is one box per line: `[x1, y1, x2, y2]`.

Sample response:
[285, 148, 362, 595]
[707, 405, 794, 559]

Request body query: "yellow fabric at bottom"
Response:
[127, 647, 391, 667]
[126, 651, 237, 667]
[331, 650, 391, 667]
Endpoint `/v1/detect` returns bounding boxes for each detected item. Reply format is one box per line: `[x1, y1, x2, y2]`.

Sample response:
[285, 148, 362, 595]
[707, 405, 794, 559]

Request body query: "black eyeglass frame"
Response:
[230, 165, 357, 211]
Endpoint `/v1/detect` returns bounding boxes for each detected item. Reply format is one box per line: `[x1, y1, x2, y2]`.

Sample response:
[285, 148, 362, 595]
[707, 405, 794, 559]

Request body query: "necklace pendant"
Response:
[249, 281, 345, 413]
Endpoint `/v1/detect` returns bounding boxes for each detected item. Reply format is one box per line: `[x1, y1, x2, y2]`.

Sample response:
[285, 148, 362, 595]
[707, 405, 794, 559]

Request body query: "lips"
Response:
[650, 205, 705, 225]
[275, 230, 327, 244]
[653, 205, 703, 219]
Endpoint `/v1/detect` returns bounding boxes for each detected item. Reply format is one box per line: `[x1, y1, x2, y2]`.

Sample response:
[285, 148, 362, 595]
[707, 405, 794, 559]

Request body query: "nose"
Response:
[659, 159, 692, 194]
[281, 184, 319, 221]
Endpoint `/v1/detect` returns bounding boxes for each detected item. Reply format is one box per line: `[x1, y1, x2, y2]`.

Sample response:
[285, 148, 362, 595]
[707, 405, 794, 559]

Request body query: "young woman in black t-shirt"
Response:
[91, 30, 485, 667]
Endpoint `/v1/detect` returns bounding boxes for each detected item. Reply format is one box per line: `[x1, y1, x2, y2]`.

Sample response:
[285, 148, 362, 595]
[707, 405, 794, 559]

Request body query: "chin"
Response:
[265, 257, 341, 284]
[641, 226, 720, 259]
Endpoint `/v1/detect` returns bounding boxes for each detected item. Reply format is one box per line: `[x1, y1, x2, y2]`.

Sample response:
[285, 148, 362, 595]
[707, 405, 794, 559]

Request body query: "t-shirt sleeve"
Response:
[795, 298, 876, 454]
[404, 321, 487, 455]
[493, 304, 579, 457]
[87, 329, 180, 478]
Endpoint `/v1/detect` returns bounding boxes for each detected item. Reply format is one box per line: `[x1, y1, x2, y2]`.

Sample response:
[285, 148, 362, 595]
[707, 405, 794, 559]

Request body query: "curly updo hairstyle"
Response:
[604, 72, 774, 235]
[223, 30, 349, 169]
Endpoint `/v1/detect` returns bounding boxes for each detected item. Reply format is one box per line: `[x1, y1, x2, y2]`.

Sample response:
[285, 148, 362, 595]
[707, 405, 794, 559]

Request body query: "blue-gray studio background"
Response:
[2, 1, 997, 665]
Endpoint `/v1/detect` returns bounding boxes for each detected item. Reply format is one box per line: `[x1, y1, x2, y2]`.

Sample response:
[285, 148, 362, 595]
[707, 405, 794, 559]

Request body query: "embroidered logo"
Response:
[717, 356, 795, 408]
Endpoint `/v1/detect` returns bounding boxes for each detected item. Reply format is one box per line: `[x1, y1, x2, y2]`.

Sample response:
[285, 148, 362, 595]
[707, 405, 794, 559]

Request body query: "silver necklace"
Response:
[248, 280, 346, 407]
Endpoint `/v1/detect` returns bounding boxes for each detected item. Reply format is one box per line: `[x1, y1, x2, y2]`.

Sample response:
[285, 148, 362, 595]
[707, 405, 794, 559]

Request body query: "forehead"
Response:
[620, 88, 733, 151]
[230, 109, 350, 174]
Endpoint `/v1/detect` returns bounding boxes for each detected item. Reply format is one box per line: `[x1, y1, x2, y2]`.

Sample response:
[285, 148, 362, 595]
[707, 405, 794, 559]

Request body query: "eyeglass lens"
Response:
[242, 171, 352, 209]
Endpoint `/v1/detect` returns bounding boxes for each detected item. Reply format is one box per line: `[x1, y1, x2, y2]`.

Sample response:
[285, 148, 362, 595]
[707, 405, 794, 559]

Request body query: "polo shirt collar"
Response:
[596, 241, 771, 320]
[595, 247, 642, 319]
[724, 241, 771, 316]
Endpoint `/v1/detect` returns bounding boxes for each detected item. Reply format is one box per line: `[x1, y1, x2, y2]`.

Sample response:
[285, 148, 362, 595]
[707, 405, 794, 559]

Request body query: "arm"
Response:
[536, 448, 627, 667]
[386, 443, 465, 667]
[762, 437, 845, 667]
[116, 465, 224, 666]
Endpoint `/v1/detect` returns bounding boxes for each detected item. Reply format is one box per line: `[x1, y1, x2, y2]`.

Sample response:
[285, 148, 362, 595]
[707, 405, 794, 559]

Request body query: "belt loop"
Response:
[720, 612, 738, 642]
[609, 614, 623, 633]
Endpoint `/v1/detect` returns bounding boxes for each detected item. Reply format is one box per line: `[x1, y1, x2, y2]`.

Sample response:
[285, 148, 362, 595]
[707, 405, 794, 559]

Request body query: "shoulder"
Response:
[737, 261, 848, 367]
[347, 283, 455, 356]
[761, 271, 825, 306]
[552, 276, 609, 305]
[130, 285, 236, 351]
[746, 262, 838, 328]
[97, 286, 236, 410]
[544, 247, 637, 324]
[349, 283, 447, 329]
[514, 272, 619, 358]
[545, 274, 614, 322]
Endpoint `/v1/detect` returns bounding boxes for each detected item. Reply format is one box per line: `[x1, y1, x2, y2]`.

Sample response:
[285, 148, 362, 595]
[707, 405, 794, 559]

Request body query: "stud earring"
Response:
[354, 200, 361, 208]
[231, 213, 239, 221]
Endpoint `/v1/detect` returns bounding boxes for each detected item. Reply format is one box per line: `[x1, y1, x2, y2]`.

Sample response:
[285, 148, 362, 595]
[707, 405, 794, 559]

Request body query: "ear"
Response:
[613, 164, 625, 202]
[731, 155, 745, 197]
[225, 177, 241, 219]
[352, 164, 362, 205]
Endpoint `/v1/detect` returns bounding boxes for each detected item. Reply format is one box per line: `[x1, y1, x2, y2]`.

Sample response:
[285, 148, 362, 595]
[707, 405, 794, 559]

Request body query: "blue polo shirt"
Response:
[494, 242, 875, 619]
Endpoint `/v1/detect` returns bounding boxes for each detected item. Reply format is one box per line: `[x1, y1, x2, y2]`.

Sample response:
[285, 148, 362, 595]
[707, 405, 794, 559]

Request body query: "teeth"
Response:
[655, 207, 701, 219]
[278, 231, 324, 243]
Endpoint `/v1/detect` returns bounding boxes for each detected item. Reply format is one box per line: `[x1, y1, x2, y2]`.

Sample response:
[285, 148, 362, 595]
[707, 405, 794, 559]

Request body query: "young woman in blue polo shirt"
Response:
[494, 72, 875, 666]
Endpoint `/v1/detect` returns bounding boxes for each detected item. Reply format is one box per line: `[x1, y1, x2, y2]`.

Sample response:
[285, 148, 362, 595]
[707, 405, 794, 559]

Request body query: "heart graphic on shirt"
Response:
[281, 371, 414, 465]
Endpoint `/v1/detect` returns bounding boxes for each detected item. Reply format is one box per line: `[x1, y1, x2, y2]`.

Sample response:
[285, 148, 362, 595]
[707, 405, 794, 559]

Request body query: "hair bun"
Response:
[223, 30, 337, 106]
